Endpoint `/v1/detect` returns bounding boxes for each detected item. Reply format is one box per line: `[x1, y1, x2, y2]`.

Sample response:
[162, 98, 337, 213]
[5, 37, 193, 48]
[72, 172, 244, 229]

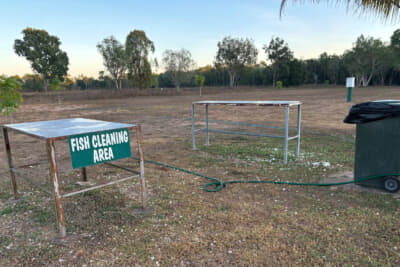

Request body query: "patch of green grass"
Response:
[12, 199, 33, 213]
[29, 231, 41, 241]
[345, 191, 400, 213]
[0, 191, 10, 200]
[100, 206, 124, 218]
[196, 134, 354, 183]
[33, 209, 53, 224]
[0, 197, 55, 228]
[0, 236, 12, 248]
[82, 190, 97, 197]
[0, 206, 14, 215]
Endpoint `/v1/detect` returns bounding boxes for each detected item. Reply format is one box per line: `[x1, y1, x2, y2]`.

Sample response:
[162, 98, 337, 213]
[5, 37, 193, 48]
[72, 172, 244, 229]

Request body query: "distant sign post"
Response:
[346, 77, 355, 102]
[69, 128, 131, 169]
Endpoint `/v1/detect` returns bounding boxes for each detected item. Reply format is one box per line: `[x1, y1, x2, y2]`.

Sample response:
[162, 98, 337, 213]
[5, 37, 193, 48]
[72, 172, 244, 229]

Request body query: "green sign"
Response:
[68, 128, 131, 169]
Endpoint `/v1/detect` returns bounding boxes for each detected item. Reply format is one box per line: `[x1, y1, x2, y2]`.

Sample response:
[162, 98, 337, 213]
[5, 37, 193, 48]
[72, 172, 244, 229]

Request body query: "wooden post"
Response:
[46, 138, 66, 237]
[3, 128, 18, 199]
[81, 167, 87, 182]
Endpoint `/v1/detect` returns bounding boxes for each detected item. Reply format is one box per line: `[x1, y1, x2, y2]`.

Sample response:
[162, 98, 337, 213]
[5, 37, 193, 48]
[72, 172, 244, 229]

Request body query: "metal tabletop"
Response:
[192, 100, 302, 106]
[3, 118, 135, 139]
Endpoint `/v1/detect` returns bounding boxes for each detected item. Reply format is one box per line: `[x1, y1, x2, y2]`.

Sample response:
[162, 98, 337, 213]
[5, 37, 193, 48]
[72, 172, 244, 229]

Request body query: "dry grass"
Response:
[0, 86, 399, 266]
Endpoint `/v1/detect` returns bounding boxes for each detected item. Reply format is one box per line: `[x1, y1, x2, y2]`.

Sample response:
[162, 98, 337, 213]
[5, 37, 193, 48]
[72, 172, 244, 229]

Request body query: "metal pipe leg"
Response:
[284, 107, 289, 164]
[136, 125, 146, 208]
[296, 105, 302, 159]
[191, 104, 196, 150]
[205, 104, 209, 145]
[3, 128, 18, 199]
[81, 167, 87, 182]
[46, 139, 66, 238]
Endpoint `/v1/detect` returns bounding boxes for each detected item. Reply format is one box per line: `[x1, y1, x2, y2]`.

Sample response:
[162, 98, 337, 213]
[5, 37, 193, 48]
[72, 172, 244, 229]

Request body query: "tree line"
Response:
[6, 27, 400, 91]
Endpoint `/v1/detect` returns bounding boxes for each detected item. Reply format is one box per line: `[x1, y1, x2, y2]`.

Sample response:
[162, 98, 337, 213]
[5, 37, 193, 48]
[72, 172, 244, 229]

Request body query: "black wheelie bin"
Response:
[344, 100, 400, 192]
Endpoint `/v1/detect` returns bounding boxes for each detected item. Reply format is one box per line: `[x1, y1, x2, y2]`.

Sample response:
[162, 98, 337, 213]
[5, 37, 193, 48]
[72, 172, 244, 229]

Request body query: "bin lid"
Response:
[344, 100, 400, 124]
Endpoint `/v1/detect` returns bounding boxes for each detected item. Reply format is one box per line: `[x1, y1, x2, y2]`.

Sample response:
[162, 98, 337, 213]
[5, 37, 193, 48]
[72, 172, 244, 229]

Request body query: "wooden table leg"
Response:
[3, 128, 18, 199]
[81, 167, 87, 182]
[46, 138, 66, 238]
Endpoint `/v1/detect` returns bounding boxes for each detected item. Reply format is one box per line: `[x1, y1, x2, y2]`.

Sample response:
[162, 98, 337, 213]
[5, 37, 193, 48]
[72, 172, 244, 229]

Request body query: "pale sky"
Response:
[0, 0, 399, 77]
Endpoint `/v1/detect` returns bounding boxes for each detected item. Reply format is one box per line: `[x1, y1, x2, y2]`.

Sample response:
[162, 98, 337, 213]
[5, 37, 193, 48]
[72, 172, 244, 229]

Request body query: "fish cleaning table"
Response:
[2, 118, 146, 237]
[191, 101, 302, 163]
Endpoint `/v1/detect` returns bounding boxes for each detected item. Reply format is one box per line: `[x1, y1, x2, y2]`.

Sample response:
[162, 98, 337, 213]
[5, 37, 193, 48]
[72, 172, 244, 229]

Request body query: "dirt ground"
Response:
[0, 86, 399, 266]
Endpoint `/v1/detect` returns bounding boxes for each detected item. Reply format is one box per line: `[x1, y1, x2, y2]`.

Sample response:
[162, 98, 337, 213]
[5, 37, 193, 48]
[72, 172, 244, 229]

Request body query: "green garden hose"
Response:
[131, 156, 399, 192]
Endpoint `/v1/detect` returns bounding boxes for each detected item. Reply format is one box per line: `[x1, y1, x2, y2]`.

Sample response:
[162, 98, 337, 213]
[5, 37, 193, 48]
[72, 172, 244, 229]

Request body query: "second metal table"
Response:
[191, 101, 302, 164]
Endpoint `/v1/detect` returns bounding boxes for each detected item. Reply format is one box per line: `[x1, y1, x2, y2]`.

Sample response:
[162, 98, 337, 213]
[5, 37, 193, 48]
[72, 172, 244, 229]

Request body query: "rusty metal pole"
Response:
[46, 138, 66, 238]
[136, 125, 146, 208]
[3, 128, 18, 199]
[81, 167, 87, 182]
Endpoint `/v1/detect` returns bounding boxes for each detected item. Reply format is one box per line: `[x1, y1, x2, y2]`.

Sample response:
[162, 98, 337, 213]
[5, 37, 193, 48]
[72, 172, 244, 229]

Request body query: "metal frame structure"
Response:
[2, 118, 146, 238]
[191, 101, 302, 164]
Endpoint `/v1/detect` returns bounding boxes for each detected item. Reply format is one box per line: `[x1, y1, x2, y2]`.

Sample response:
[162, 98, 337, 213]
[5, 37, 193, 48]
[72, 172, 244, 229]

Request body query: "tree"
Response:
[125, 30, 155, 89]
[304, 59, 320, 84]
[344, 35, 386, 87]
[151, 74, 159, 88]
[21, 74, 44, 92]
[14, 27, 69, 92]
[285, 59, 307, 86]
[50, 78, 63, 104]
[97, 36, 127, 90]
[318, 53, 343, 84]
[215, 36, 258, 88]
[63, 75, 74, 90]
[158, 72, 175, 88]
[391, 28, 400, 51]
[77, 74, 90, 89]
[162, 49, 195, 90]
[280, 0, 400, 21]
[0, 76, 23, 122]
[50, 78, 62, 91]
[263, 37, 293, 87]
[195, 74, 205, 96]
[387, 29, 400, 84]
[375, 46, 395, 85]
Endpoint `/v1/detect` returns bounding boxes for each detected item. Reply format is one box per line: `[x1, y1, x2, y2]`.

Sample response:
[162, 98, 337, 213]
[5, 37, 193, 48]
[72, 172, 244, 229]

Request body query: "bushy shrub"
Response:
[0, 76, 23, 115]
[50, 78, 62, 91]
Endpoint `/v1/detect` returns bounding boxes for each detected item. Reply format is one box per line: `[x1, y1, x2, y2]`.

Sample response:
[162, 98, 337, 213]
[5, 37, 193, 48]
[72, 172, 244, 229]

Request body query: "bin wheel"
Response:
[384, 177, 400, 193]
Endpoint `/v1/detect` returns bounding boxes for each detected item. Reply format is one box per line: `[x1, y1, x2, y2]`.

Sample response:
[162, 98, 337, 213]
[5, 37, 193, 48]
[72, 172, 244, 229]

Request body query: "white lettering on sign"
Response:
[89, 131, 129, 148]
[69, 128, 131, 169]
[93, 147, 115, 163]
[69, 129, 128, 163]
[70, 130, 129, 151]
[70, 136, 90, 152]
